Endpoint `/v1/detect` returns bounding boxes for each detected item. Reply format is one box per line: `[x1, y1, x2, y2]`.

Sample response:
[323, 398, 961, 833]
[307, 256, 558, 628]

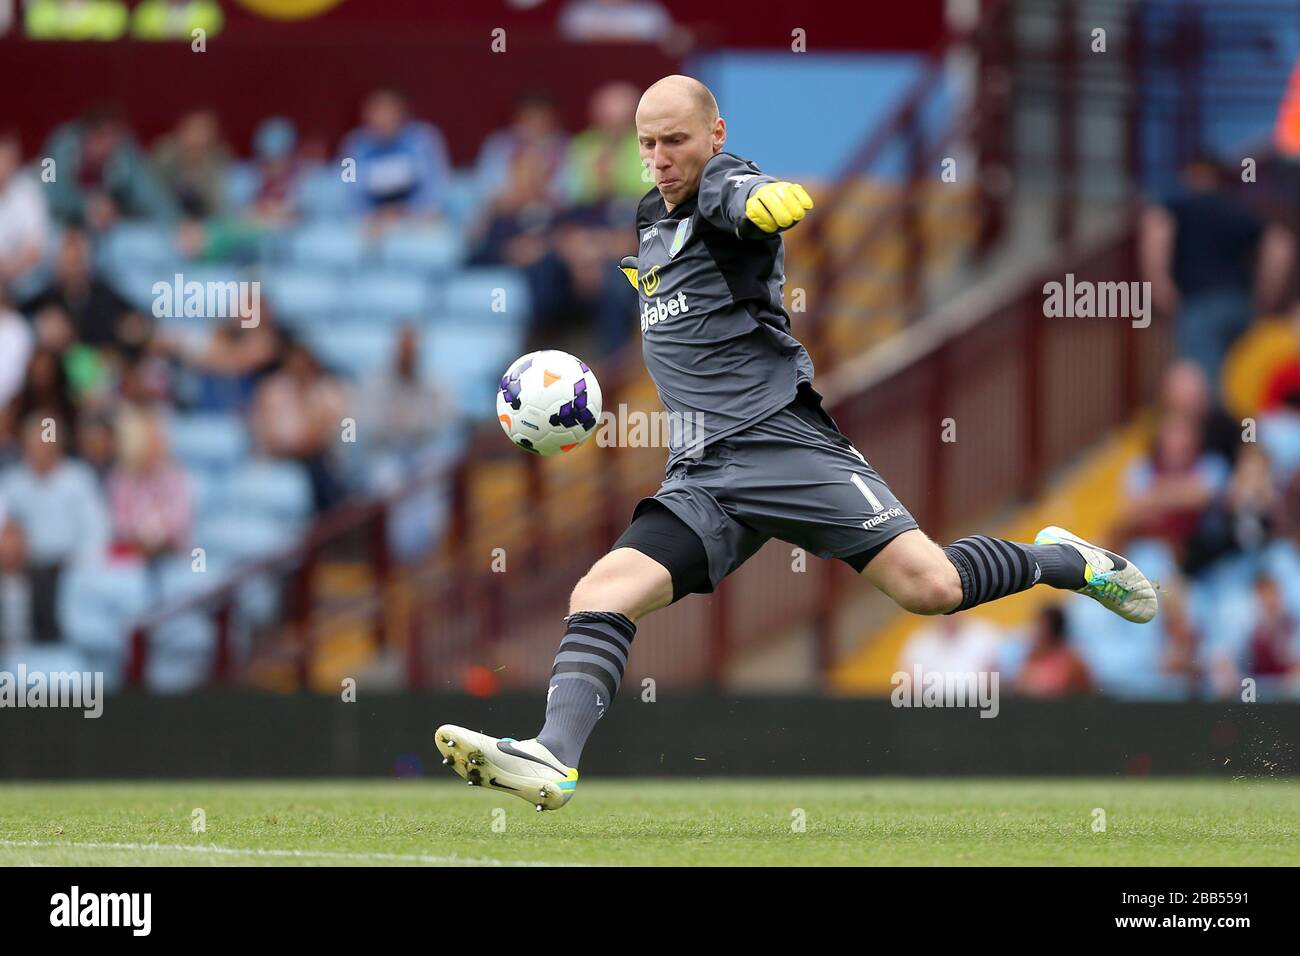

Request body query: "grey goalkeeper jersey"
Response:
[633, 151, 815, 469]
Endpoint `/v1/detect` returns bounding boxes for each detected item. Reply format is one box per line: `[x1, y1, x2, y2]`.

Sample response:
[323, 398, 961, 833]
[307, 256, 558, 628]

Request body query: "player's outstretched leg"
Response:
[436, 547, 674, 811]
[863, 526, 1157, 623]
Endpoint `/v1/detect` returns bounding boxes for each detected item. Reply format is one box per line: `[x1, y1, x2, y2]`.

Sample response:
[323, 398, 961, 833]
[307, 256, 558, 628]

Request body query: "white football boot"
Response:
[435, 724, 578, 812]
[1034, 526, 1158, 623]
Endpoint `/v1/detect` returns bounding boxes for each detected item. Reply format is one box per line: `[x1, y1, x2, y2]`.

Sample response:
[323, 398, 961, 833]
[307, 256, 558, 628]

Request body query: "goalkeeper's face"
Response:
[636, 94, 725, 209]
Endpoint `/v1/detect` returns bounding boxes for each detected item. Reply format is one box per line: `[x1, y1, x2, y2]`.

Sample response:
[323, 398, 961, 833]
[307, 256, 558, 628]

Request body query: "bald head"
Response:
[639, 75, 719, 128]
[636, 75, 725, 210]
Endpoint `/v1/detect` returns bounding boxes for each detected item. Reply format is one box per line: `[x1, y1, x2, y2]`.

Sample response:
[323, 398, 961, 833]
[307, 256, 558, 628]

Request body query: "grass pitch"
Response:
[0, 778, 1295, 866]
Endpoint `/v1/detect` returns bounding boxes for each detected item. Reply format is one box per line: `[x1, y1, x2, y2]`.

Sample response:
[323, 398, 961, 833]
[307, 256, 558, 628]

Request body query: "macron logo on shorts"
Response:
[863, 506, 903, 530]
[641, 292, 691, 333]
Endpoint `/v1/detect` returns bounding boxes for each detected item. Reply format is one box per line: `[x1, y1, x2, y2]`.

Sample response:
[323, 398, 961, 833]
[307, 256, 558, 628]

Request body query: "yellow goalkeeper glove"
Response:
[619, 255, 639, 289]
[744, 181, 814, 234]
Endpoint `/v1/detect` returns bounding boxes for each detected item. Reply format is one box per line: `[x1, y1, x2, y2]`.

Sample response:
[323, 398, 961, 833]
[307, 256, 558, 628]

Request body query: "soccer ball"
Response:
[496, 350, 603, 455]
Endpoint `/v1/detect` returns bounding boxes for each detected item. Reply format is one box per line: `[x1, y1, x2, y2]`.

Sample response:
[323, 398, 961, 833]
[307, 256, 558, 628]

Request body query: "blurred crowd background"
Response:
[0, 0, 1299, 703]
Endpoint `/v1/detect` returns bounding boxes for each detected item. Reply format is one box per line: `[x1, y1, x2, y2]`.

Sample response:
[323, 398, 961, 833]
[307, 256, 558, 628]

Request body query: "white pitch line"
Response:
[0, 839, 591, 867]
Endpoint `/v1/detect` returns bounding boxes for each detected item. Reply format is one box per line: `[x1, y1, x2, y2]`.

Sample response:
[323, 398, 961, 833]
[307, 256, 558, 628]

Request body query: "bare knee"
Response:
[894, 566, 963, 615]
[568, 548, 673, 620]
[862, 531, 963, 615]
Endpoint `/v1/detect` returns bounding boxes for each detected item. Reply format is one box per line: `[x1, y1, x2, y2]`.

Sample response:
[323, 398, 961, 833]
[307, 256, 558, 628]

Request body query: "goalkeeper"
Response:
[437, 75, 1156, 810]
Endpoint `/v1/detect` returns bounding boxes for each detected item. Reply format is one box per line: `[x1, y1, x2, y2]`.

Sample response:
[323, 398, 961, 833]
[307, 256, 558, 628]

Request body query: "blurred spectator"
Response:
[1184, 443, 1280, 575]
[354, 325, 445, 483]
[29, 304, 114, 404]
[77, 411, 117, 485]
[0, 129, 51, 291]
[115, 356, 171, 463]
[0, 294, 34, 412]
[1245, 575, 1298, 680]
[108, 416, 192, 561]
[131, 0, 223, 40]
[1117, 413, 1229, 563]
[1159, 359, 1242, 466]
[339, 88, 450, 226]
[10, 349, 79, 439]
[244, 117, 304, 226]
[468, 145, 560, 269]
[0, 520, 36, 649]
[164, 312, 281, 413]
[1140, 152, 1293, 386]
[475, 90, 568, 202]
[1158, 585, 1202, 696]
[21, 228, 133, 349]
[0, 415, 110, 641]
[152, 108, 230, 219]
[1013, 606, 1092, 697]
[251, 339, 347, 513]
[43, 106, 177, 228]
[557, 0, 673, 43]
[899, 615, 998, 675]
[565, 82, 646, 206]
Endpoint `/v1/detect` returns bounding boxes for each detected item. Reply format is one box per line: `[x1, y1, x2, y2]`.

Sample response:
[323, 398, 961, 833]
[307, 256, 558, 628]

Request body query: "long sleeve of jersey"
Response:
[695, 152, 778, 240]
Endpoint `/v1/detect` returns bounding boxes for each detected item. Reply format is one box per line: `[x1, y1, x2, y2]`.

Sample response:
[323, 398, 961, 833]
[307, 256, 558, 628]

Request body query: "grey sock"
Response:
[536, 611, 635, 768]
[943, 535, 1083, 612]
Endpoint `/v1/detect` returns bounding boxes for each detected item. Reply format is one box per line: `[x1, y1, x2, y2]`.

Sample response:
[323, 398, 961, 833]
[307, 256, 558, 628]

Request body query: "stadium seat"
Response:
[0, 643, 90, 680]
[443, 170, 485, 226]
[57, 563, 155, 687]
[444, 268, 531, 323]
[294, 164, 350, 220]
[167, 412, 251, 475]
[305, 322, 395, 379]
[261, 266, 344, 325]
[344, 270, 432, 321]
[422, 320, 522, 416]
[98, 223, 178, 273]
[193, 511, 293, 565]
[379, 224, 464, 274]
[223, 461, 314, 527]
[223, 161, 260, 211]
[287, 221, 369, 270]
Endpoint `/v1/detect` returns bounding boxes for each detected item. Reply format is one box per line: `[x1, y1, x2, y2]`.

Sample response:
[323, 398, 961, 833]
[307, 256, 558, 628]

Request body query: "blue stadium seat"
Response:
[287, 221, 369, 270]
[57, 563, 155, 686]
[98, 223, 178, 273]
[261, 267, 344, 324]
[194, 511, 294, 565]
[294, 164, 350, 220]
[167, 412, 250, 475]
[223, 161, 260, 211]
[223, 461, 314, 527]
[379, 225, 464, 273]
[422, 320, 522, 416]
[444, 268, 531, 323]
[306, 322, 395, 379]
[345, 270, 432, 321]
[142, 557, 221, 692]
[0, 643, 90, 680]
[443, 170, 485, 226]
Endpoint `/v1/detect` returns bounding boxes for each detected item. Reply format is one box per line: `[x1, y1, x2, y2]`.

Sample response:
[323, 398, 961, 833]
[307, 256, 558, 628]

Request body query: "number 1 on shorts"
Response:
[850, 472, 884, 514]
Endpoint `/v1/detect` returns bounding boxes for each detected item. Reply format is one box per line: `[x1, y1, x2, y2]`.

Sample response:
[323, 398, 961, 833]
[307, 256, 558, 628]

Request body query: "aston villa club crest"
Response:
[669, 219, 692, 257]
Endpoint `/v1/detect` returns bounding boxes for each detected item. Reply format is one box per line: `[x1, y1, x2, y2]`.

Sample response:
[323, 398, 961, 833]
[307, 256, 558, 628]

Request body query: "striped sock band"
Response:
[942, 535, 1041, 612]
[536, 611, 636, 768]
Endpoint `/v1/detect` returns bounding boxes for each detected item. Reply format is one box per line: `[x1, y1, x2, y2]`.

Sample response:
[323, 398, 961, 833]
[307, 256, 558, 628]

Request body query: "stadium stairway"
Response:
[830, 417, 1152, 693]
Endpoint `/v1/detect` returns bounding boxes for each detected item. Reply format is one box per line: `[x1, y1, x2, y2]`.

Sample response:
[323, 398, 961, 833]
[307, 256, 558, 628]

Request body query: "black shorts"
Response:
[612, 388, 918, 602]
